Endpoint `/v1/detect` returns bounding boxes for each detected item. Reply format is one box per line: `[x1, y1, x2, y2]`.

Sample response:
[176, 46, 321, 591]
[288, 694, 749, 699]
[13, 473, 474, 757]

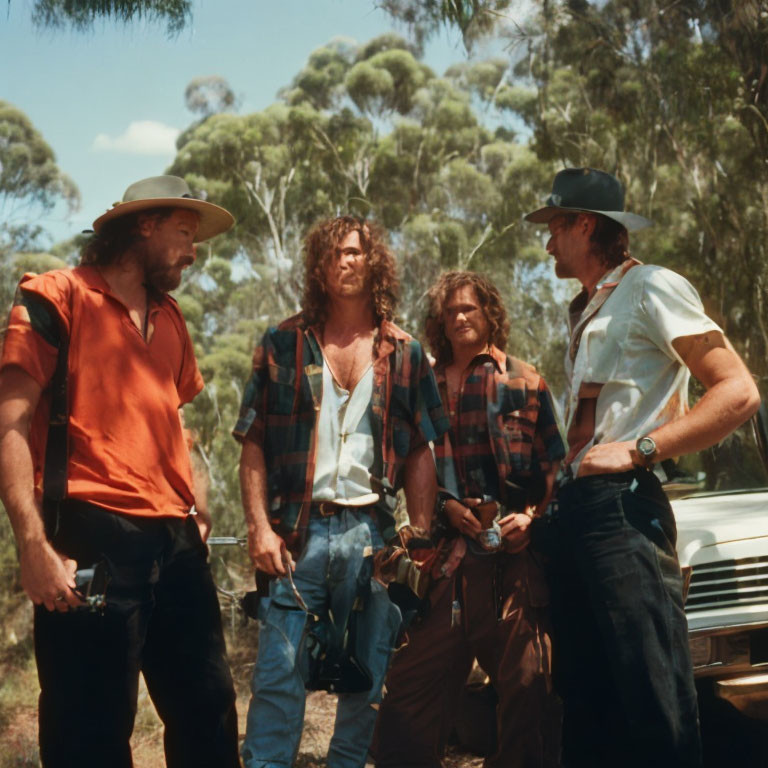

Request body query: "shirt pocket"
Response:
[498, 405, 538, 474]
[267, 364, 297, 415]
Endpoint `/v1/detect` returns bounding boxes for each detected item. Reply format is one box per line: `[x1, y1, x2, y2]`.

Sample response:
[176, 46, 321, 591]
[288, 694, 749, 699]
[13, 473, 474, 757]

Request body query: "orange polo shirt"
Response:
[1, 266, 204, 518]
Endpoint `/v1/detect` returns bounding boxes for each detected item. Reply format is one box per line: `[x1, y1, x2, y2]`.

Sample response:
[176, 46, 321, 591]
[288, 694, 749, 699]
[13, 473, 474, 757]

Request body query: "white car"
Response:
[670, 405, 768, 763]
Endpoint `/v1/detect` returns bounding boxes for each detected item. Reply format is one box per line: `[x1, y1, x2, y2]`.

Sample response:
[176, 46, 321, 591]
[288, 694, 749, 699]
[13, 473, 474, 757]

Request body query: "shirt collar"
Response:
[568, 258, 641, 331]
[434, 344, 505, 381]
[74, 265, 166, 308]
[305, 317, 411, 362]
[75, 265, 111, 294]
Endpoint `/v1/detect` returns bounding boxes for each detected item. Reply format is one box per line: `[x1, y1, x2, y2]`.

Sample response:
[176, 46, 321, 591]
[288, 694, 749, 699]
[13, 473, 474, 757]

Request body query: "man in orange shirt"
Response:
[0, 176, 241, 768]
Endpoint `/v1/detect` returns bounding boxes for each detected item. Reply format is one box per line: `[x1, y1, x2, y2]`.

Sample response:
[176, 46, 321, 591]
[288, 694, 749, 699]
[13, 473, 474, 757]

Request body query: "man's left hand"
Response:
[577, 440, 636, 477]
[499, 511, 533, 553]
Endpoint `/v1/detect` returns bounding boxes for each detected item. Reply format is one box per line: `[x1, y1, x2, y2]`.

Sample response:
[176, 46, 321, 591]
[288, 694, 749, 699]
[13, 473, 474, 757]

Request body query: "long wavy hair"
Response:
[301, 216, 399, 327]
[425, 271, 510, 367]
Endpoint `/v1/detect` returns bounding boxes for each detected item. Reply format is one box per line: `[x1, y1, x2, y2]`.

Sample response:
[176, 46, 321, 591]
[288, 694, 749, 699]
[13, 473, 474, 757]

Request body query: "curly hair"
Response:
[301, 216, 399, 327]
[425, 271, 510, 367]
[80, 208, 174, 266]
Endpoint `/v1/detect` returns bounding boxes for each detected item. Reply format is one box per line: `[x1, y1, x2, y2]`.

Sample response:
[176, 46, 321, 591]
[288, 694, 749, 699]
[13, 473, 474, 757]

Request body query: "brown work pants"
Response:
[372, 546, 561, 768]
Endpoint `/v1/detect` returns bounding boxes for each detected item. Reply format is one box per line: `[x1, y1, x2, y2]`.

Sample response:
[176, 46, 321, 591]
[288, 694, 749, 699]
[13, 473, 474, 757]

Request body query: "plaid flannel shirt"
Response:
[434, 346, 565, 509]
[233, 313, 449, 546]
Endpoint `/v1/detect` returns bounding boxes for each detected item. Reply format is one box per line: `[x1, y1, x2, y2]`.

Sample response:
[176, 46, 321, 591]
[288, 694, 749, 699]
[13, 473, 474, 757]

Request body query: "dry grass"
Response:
[0, 584, 482, 768]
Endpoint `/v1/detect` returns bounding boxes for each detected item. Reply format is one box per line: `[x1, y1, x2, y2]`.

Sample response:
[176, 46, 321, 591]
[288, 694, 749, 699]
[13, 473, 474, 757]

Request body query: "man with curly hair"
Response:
[373, 271, 566, 768]
[234, 216, 449, 768]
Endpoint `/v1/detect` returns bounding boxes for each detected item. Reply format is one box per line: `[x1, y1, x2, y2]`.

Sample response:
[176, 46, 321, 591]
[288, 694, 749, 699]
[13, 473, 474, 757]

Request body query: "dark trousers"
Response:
[35, 500, 240, 768]
[373, 547, 560, 768]
[549, 470, 702, 768]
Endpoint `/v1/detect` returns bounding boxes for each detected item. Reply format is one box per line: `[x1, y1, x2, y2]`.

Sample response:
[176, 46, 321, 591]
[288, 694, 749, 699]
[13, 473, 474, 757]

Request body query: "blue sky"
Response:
[1, 0, 477, 245]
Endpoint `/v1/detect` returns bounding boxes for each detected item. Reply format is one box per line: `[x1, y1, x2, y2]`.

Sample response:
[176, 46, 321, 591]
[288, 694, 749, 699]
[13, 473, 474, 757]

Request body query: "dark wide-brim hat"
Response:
[524, 167, 652, 231]
[92, 175, 235, 242]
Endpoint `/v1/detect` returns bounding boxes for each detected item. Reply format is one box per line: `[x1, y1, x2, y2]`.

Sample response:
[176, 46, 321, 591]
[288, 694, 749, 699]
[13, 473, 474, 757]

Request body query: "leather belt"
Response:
[311, 501, 378, 517]
[312, 501, 347, 517]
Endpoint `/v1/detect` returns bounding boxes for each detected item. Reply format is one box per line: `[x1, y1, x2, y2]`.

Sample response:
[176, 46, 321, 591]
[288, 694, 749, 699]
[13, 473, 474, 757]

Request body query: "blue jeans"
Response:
[549, 470, 701, 768]
[241, 509, 402, 768]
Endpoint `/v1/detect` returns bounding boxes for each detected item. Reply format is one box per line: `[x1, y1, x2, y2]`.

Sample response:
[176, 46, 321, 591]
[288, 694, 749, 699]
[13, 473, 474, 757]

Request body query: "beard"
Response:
[140, 243, 188, 293]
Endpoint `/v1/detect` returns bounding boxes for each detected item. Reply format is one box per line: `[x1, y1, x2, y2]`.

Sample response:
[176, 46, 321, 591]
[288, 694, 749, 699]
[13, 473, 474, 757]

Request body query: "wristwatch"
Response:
[635, 435, 658, 467]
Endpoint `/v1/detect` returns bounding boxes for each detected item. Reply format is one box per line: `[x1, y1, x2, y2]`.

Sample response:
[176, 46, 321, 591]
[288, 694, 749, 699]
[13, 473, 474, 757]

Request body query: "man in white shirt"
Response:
[234, 216, 449, 768]
[525, 168, 760, 768]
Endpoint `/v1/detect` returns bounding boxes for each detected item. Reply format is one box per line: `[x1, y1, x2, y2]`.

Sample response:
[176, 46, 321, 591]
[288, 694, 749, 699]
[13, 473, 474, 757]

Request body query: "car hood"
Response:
[672, 490, 768, 567]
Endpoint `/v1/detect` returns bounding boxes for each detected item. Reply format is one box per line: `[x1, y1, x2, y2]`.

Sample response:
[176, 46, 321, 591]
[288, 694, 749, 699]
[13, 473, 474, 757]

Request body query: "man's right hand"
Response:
[247, 525, 294, 577]
[19, 539, 82, 612]
[444, 498, 483, 538]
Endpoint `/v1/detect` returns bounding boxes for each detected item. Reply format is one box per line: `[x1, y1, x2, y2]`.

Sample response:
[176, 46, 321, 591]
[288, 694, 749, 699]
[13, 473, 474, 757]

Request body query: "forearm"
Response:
[648, 376, 760, 462]
[0, 368, 45, 549]
[404, 443, 437, 531]
[239, 439, 272, 533]
[0, 426, 45, 549]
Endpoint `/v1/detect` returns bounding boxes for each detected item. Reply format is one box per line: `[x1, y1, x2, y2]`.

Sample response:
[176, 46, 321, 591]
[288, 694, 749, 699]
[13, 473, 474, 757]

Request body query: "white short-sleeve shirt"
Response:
[565, 262, 721, 475]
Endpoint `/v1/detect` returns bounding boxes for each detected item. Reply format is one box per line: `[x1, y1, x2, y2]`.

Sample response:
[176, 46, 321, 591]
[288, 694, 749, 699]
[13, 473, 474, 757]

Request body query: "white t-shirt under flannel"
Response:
[311, 360, 378, 505]
[565, 262, 721, 476]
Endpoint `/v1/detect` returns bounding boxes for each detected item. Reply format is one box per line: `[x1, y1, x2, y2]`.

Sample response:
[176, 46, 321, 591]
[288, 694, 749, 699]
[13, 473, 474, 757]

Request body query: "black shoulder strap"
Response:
[42, 327, 69, 501]
[41, 277, 74, 538]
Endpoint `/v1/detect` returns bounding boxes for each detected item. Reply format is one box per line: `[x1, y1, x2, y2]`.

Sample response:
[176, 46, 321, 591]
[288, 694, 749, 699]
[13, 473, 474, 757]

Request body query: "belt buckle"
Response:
[318, 501, 339, 517]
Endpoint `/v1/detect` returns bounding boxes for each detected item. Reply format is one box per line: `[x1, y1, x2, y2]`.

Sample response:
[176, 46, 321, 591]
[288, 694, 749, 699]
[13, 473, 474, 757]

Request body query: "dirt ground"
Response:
[0, 602, 483, 768]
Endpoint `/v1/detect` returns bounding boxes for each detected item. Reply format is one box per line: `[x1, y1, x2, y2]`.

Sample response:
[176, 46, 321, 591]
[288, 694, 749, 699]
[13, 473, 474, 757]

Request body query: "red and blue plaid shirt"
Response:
[434, 346, 565, 509]
[233, 313, 450, 545]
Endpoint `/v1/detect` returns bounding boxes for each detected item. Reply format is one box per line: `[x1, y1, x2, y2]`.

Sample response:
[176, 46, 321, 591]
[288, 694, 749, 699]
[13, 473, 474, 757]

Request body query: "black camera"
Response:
[74, 560, 110, 612]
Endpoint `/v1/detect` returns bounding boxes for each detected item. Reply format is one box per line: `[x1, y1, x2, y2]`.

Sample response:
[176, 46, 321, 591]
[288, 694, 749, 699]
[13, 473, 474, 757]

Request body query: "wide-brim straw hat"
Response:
[92, 175, 234, 242]
[524, 167, 652, 231]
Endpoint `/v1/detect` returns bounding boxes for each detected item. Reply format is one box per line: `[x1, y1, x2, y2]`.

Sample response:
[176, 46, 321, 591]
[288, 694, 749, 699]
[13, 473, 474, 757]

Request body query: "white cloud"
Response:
[92, 120, 179, 156]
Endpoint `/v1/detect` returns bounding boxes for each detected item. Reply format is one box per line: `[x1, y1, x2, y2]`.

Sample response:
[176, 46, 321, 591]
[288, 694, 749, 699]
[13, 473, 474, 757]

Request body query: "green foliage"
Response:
[185, 76, 238, 118]
[0, 101, 79, 225]
[29, 0, 191, 33]
[379, 0, 513, 49]
[164, 38, 568, 535]
[382, 0, 768, 383]
[0, 103, 80, 322]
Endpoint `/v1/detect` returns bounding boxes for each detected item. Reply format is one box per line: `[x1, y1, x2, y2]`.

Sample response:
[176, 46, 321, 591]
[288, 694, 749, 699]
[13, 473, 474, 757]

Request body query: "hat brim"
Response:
[524, 206, 652, 232]
[92, 197, 234, 242]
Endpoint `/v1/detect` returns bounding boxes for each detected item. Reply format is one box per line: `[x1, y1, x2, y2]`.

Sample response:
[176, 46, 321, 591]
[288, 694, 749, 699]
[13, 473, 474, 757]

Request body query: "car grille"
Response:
[685, 556, 768, 612]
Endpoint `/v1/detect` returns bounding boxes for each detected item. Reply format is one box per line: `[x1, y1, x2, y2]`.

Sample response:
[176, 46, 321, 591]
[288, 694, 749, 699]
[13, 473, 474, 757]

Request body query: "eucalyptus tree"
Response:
[0, 101, 79, 309]
[167, 34, 565, 532]
[382, 0, 768, 380]
[26, 0, 191, 33]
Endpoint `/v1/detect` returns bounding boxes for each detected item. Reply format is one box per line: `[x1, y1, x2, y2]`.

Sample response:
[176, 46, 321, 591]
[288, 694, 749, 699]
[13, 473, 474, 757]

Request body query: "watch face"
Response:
[637, 437, 656, 457]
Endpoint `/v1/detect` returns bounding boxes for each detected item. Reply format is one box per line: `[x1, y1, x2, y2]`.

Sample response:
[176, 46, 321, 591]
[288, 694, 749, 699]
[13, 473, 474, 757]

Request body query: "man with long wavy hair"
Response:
[374, 270, 565, 768]
[234, 216, 448, 768]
